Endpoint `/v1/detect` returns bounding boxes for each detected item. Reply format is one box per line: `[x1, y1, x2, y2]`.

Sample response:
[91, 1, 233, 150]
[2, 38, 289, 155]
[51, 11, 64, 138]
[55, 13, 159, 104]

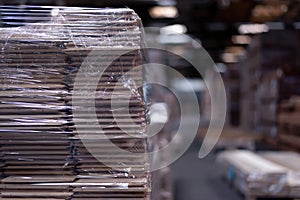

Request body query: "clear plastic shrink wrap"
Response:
[0, 6, 150, 199]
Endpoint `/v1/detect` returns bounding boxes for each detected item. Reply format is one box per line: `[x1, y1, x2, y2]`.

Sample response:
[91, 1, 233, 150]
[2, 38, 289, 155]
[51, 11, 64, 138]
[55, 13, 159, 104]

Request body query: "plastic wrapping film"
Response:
[0, 6, 150, 199]
[216, 150, 289, 197]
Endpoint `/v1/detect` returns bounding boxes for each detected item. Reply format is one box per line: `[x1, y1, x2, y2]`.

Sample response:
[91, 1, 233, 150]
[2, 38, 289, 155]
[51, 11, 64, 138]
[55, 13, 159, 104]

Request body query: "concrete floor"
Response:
[170, 139, 243, 200]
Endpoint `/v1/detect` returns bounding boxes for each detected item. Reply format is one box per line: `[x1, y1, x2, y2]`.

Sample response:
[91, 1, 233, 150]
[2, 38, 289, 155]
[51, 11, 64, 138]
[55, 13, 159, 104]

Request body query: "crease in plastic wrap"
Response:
[216, 150, 288, 197]
[0, 6, 151, 199]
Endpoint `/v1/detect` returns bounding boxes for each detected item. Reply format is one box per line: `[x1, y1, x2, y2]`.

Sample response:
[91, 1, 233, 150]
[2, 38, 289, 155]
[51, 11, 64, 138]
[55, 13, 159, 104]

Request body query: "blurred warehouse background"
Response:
[1, 0, 300, 200]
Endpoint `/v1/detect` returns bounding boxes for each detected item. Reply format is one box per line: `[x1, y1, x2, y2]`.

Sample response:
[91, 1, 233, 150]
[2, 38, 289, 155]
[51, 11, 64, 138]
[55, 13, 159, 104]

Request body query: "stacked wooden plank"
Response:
[217, 150, 300, 199]
[260, 151, 300, 198]
[0, 6, 150, 200]
[216, 150, 289, 197]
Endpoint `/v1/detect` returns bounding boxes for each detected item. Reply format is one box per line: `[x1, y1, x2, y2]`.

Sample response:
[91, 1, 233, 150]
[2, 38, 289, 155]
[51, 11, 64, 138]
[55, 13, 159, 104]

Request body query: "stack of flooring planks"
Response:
[260, 151, 300, 198]
[0, 6, 150, 200]
[216, 150, 289, 197]
[217, 150, 300, 199]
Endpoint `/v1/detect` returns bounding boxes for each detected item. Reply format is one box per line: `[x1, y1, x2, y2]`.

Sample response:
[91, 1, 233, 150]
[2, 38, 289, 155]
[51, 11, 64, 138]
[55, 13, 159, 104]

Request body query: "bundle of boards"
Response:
[0, 6, 150, 200]
[217, 150, 300, 199]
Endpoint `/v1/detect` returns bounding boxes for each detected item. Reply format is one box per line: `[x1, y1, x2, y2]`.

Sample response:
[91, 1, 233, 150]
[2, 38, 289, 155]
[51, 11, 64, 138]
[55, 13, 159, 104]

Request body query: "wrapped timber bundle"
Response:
[216, 150, 288, 198]
[260, 151, 300, 198]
